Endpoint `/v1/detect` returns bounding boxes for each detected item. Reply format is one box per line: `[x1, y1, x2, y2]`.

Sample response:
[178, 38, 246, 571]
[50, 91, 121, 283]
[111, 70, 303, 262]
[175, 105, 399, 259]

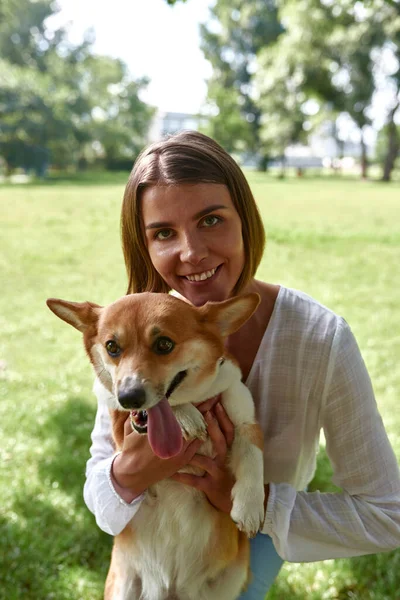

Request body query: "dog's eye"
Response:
[153, 336, 175, 355]
[105, 340, 121, 357]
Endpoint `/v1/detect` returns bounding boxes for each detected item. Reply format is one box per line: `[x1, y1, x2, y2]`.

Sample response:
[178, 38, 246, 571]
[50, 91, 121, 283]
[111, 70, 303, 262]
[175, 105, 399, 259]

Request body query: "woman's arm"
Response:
[84, 379, 203, 536]
[83, 379, 145, 536]
[262, 318, 400, 561]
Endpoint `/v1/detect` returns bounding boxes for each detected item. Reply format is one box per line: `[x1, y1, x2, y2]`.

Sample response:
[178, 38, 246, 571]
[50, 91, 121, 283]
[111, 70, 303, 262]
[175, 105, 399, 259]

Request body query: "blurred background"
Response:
[0, 0, 399, 180]
[1, 1, 400, 599]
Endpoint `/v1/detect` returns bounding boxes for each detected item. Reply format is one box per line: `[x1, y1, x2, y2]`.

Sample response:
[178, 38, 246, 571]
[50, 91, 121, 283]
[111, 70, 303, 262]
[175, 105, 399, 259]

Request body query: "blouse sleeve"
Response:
[262, 318, 400, 561]
[83, 379, 145, 536]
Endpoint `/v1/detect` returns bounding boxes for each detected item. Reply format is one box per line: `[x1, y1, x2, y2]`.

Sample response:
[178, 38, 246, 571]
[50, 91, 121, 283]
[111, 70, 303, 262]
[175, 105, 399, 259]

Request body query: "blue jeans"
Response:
[238, 533, 284, 599]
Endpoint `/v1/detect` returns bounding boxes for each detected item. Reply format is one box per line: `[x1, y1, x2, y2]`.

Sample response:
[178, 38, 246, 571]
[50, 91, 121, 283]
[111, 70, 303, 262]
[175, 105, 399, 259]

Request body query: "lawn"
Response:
[1, 172, 399, 599]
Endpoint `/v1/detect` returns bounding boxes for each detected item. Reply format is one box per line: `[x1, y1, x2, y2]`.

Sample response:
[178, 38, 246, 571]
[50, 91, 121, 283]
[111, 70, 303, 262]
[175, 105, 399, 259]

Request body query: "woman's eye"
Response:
[105, 340, 121, 356]
[155, 229, 173, 240]
[201, 215, 220, 227]
[153, 336, 175, 355]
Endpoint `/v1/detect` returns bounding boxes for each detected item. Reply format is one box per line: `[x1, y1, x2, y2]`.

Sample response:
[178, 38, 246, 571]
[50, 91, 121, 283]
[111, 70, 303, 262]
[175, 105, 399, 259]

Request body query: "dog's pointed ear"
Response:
[201, 293, 260, 338]
[46, 298, 102, 332]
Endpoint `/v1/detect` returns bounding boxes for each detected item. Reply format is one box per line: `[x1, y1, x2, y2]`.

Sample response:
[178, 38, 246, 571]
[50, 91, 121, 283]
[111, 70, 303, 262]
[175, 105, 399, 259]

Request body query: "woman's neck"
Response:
[171, 278, 280, 381]
[225, 280, 280, 380]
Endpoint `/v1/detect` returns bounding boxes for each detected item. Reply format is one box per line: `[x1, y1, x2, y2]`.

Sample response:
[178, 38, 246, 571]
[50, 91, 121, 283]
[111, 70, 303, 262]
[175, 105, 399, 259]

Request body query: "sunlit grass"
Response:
[1, 173, 399, 599]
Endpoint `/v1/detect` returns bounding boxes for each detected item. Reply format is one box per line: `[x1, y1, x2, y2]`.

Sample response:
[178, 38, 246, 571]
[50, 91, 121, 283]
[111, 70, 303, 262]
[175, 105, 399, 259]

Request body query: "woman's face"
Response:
[141, 183, 245, 306]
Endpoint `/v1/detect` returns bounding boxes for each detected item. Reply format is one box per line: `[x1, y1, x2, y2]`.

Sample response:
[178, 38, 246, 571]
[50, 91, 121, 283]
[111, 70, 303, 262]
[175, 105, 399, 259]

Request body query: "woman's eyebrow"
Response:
[145, 204, 228, 230]
[194, 204, 228, 219]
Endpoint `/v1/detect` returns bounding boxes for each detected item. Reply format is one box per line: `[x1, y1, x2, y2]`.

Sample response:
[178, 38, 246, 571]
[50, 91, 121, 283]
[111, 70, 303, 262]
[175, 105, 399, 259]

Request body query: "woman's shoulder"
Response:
[270, 285, 346, 341]
[278, 285, 340, 315]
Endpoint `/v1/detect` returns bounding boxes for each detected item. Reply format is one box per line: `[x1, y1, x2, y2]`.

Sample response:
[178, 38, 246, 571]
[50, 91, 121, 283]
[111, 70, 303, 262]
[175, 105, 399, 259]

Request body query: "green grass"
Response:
[1, 173, 399, 599]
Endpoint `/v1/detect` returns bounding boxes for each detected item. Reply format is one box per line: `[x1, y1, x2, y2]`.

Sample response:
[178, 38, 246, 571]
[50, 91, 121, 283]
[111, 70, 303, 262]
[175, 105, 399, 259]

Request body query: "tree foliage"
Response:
[375, 0, 400, 180]
[0, 0, 154, 173]
[202, 0, 400, 179]
[255, 0, 391, 177]
[200, 0, 283, 162]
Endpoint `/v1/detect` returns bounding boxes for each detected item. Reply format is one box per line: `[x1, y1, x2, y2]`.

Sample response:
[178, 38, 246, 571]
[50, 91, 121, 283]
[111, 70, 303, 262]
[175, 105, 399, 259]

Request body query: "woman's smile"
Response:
[183, 266, 218, 282]
[141, 183, 244, 306]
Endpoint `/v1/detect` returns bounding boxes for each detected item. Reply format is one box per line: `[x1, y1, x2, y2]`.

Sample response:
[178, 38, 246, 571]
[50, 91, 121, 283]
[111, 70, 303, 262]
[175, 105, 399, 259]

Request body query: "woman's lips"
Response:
[181, 265, 221, 284]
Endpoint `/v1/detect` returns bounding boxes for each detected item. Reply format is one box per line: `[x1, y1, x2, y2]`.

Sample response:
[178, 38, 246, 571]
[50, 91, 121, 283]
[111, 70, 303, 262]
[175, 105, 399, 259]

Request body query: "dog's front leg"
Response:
[172, 403, 208, 442]
[222, 382, 265, 538]
[105, 539, 143, 600]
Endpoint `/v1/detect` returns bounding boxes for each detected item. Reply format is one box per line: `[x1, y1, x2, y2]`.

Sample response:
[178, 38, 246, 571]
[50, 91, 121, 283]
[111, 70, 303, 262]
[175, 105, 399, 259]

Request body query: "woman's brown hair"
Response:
[121, 130, 265, 295]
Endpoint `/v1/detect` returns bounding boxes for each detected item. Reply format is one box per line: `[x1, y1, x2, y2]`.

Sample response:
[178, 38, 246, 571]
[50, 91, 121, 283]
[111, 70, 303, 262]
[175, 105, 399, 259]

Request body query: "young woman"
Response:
[84, 131, 400, 598]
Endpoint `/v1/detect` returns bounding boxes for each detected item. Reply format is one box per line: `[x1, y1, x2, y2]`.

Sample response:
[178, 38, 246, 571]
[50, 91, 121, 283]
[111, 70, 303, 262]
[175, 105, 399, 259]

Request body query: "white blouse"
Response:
[83, 286, 400, 561]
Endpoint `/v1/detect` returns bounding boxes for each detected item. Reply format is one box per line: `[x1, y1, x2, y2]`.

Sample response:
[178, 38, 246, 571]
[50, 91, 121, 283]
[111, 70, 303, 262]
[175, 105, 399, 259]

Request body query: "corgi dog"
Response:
[47, 292, 265, 600]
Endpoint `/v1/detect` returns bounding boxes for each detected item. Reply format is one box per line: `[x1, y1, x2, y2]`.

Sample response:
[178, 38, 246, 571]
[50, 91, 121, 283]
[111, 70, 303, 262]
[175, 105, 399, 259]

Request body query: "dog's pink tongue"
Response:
[147, 396, 183, 459]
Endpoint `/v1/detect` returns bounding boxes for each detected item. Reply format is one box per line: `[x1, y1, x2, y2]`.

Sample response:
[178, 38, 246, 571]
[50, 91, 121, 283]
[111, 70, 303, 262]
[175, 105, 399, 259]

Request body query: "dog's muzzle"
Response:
[122, 370, 188, 435]
[118, 384, 146, 410]
[130, 410, 148, 433]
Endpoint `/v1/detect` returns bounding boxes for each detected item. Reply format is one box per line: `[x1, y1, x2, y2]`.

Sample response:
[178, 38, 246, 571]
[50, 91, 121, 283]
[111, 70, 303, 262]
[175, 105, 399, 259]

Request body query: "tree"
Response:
[200, 82, 254, 156]
[0, 57, 74, 173]
[374, 0, 400, 181]
[327, 6, 383, 179]
[376, 117, 400, 175]
[49, 52, 154, 169]
[89, 63, 154, 168]
[0, 0, 154, 173]
[254, 54, 309, 173]
[0, 0, 68, 173]
[381, 98, 400, 181]
[257, 0, 397, 179]
[0, 0, 64, 71]
[254, 1, 345, 173]
[200, 0, 283, 164]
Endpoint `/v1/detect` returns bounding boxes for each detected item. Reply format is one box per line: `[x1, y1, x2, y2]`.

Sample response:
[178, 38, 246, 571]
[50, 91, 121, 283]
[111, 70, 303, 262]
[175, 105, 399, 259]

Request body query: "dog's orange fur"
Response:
[105, 507, 250, 599]
[107, 411, 252, 596]
[105, 524, 138, 600]
[81, 295, 226, 400]
[111, 410, 129, 449]
[47, 292, 264, 600]
[239, 423, 264, 452]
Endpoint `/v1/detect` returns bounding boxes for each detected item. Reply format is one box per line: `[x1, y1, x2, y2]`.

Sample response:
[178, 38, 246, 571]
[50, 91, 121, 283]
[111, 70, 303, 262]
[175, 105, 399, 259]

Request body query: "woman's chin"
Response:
[183, 285, 231, 306]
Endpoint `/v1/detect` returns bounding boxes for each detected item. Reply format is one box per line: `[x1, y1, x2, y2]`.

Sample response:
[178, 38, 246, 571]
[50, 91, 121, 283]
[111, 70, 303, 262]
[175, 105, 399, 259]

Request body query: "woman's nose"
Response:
[179, 233, 208, 265]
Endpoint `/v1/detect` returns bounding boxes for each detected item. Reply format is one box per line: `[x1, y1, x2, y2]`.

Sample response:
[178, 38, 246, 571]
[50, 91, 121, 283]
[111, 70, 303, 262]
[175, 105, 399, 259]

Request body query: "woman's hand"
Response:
[112, 417, 203, 503]
[171, 401, 236, 514]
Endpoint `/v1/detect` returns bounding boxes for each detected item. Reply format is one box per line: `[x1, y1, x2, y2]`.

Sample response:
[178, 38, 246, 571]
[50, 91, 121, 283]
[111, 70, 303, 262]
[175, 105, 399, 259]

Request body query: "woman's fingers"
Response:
[204, 410, 227, 462]
[214, 402, 235, 447]
[171, 471, 207, 491]
[189, 453, 219, 477]
[124, 414, 133, 436]
[172, 453, 235, 514]
[196, 394, 221, 414]
[169, 411, 236, 515]
[180, 438, 203, 462]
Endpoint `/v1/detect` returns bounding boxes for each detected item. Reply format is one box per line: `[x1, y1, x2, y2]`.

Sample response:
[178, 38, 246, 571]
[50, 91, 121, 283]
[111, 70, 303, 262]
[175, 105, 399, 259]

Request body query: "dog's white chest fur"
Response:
[109, 363, 265, 600]
[125, 481, 215, 597]
[47, 289, 264, 600]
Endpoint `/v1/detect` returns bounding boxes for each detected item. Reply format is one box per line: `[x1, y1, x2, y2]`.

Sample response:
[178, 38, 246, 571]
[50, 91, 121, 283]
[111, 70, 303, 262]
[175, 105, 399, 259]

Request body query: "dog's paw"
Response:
[230, 482, 265, 538]
[173, 404, 208, 442]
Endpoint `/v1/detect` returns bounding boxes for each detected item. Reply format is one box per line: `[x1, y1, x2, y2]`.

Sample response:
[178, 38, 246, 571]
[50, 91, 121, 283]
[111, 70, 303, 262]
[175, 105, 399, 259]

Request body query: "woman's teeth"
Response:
[186, 268, 216, 282]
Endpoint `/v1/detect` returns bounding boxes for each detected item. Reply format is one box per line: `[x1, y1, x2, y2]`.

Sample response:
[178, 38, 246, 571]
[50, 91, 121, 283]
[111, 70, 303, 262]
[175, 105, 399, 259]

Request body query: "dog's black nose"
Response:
[118, 385, 146, 409]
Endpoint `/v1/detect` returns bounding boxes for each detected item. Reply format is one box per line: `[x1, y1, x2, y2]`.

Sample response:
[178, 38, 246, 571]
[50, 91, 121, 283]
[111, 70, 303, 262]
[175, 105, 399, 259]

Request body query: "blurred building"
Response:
[147, 111, 375, 170]
[148, 111, 208, 142]
[272, 121, 375, 170]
